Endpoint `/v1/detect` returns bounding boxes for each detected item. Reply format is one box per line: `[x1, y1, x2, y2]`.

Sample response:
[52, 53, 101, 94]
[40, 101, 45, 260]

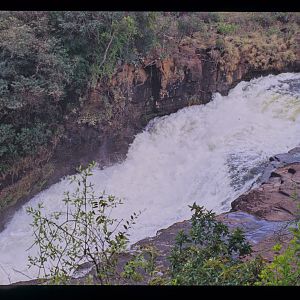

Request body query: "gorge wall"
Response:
[71, 32, 300, 164]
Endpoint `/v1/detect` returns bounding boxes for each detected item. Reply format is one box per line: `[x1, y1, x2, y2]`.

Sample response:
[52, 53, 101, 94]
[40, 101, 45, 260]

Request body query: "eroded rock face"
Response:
[103, 32, 300, 123]
[231, 163, 300, 221]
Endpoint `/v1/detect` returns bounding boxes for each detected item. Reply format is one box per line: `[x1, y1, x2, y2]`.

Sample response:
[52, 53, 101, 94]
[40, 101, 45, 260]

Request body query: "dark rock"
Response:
[288, 147, 300, 155]
[270, 171, 282, 178]
[231, 163, 300, 221]
[132, 220, 192, 271]
[288, 168, 296, 175]
[259, 147, 300, 184]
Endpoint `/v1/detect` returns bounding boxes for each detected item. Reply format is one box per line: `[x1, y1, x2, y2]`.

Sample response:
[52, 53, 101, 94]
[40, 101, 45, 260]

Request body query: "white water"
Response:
[1, 72, 300, 284]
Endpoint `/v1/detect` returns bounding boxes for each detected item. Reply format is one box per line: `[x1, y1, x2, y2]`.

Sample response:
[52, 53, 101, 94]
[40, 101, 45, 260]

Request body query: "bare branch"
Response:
[99, 32, 115, 70]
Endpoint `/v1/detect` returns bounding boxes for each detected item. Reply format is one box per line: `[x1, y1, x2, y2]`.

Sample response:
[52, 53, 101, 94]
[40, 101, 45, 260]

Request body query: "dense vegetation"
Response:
[0, 11, 151, 178]
[26, 163, 300, 285]
[1, 12, 299, 187]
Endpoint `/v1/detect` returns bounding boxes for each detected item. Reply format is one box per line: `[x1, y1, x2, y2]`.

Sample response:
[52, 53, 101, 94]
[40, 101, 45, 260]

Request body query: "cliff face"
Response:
[107, 32, 300, 119]
[69, 32, 300, 163]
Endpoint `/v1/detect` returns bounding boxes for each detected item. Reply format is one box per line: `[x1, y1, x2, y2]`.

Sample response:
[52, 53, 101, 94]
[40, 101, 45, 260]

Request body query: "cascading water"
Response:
[0, 72, 300, 284]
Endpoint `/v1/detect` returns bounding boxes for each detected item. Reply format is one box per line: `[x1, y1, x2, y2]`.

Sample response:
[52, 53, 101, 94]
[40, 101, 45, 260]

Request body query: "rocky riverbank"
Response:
[132, 148, 300, 270]
[231, 149, 300, 221]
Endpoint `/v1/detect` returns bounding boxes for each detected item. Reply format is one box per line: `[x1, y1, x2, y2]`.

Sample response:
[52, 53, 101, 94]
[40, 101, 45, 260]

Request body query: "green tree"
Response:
[26, 162, 140, 284]
[168, 203, 264, 285]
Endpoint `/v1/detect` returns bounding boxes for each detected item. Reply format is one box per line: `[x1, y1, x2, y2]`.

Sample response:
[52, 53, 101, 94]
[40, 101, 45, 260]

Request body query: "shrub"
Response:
[274, 12, 290, 23]
[26, 162, 140, 284]
[201, 12, 222, 23]
[217, 22, 238, 35]
[132, 12, 159, 57]
[0, 122, 52, 175]
[16, 123, 52, 156]
[250, 13, 275, 28]
[168, 203, 264, 285]
[256, 225, 300, 285]
[267, 26, 281, 36]
[256, 197, 300, 286]
[0, 124, 17, 159]
[177, 13, 205, 38]
[0, 11, 154, 179]
[215, 38, 226, 52]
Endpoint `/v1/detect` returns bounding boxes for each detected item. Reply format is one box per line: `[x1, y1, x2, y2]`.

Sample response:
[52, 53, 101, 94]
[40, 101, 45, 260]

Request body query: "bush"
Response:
[0, 122, 52, 174]
[0, 124, 17, 159]
[256, 242, 300, 285]
[217, 22, 238, 35]
[274, 12, 290, 24]
[0, 11, 156, 179]
[132, 12, 159, 57]
[177, 13, 205, 38]
[256, 222, 300, 285]
[16, 123, 52, 156]
[26, 162, 140, 284]
[215, 38, 226, 52]
[201, 12, 222, 23]
[251, 13, 275, 28]
[168, 203, 264, 285]
[266, 26, 281, 36]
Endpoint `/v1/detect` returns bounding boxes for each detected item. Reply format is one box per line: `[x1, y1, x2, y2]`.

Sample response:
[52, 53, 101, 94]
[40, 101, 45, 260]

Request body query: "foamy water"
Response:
[0, 72, 300, 284]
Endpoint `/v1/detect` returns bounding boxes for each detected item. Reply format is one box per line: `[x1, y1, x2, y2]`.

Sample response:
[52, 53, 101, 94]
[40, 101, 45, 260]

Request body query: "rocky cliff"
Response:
[64, 31, 300, 168]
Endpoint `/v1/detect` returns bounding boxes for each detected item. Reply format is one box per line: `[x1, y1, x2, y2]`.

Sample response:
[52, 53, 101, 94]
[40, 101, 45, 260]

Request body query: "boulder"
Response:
[231, 163, 300, 221]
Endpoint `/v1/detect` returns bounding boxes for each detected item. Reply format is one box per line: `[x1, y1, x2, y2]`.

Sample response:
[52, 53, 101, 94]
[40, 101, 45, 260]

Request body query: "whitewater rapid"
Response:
[1, 72, 300, 284]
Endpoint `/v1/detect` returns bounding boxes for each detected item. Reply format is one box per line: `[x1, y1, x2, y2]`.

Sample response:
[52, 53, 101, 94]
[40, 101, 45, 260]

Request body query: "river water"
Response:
[0, 72, 300, 284]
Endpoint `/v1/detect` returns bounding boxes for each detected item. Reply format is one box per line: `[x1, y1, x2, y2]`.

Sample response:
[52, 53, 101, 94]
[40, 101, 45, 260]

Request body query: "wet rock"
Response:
[216, 211, 291, 245]
[231, 163, 300, 221]
[131, 220, 192, 271]
[259, 147, 300, 184]
[288, 147, 300, 155]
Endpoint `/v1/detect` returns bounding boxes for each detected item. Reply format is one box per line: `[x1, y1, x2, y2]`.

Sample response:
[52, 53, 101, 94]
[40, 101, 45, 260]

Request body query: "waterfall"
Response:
[0, 72, 300, 284]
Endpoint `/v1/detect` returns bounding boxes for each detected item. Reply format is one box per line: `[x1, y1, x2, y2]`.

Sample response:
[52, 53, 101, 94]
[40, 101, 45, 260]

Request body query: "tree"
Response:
[26, 161, 140, 284]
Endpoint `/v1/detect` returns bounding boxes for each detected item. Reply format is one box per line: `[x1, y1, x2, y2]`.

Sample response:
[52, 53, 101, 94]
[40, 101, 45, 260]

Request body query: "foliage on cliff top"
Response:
[0, 12, 154, 183]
